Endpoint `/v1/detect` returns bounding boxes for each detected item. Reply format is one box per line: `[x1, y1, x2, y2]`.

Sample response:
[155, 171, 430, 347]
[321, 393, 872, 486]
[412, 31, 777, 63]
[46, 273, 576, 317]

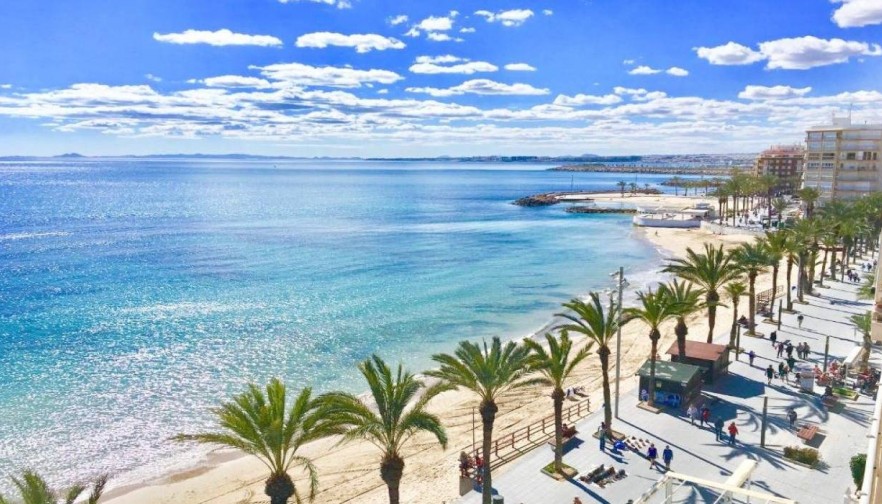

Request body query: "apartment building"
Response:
[754, 144, 804, 191]
[803, 117, 882, 202]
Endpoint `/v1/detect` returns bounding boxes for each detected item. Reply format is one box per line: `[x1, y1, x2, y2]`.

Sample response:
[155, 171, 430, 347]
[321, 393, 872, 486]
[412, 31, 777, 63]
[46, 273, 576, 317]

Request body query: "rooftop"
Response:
[636, 360, 704, 384]
[666, 340, 728, 362]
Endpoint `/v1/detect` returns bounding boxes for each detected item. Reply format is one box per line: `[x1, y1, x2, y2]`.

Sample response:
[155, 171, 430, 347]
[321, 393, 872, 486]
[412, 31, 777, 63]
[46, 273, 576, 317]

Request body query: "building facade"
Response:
[754, 144, 804, 192]
[803, 117, 882, 202]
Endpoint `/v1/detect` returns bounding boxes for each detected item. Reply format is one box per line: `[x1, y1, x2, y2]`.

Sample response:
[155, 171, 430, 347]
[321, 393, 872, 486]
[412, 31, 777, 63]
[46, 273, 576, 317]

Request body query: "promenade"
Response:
[459, 263, 878, 504]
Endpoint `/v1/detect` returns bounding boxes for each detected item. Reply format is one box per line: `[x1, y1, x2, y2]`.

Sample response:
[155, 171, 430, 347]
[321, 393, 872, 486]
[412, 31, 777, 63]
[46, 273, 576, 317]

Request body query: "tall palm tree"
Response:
[176, 379, 338, 504]
[798, 187, 820, 219]
[851, 312, 873, 371]
[556, 294, 630, 432]
[762, 231, 788, 315]
[320, 356, 448, 504]
[792, 218, 823, 301]
[731, 242, 772, 336]
[772, 197, 789, 227]
[523, 331, 591, 474]
[664, 279, 706, 361]
[624, 285, 679, 407]
[617, 180, 627, 198]
[663, 243, 742, 343]
[670, 176, 682, 196]
[0, 472, 107, 504]
[724, 282, 747, 349]
[629, 182, 638, 195]
[427, 338, 537, 504]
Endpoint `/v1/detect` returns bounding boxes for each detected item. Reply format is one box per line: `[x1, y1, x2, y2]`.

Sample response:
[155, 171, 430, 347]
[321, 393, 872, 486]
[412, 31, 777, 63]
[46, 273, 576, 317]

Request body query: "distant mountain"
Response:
[54, 153, 86, 158]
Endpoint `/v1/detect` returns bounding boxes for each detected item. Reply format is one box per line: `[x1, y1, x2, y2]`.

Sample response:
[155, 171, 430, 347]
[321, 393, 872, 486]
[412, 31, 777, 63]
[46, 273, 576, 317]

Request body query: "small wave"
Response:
[0, 231, 71, 241]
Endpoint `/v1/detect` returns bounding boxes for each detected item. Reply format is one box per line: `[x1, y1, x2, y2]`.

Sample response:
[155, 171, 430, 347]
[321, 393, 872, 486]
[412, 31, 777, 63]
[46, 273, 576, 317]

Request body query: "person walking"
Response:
[701, 407, 710, 427]
[687, 404, 698, 425]
[777, 342, 785, 358]
[778, 362, 786, 381]
[788, 408, 797, 429]
[599, 421, 607, 452]
[714, 416, 725, 441]
[662, 445, 673, 471]
[728, 422, 739, 445]
[786, 343, 794, 359]
[749, 350, 756, 367]
[797, 314, 804, 329]
[787, 355, 796, 372]
[766, 365, 774, 385]
[804, 342, 811, 359]
[648, 443, 659, 469]
[770, 330, 777, 347]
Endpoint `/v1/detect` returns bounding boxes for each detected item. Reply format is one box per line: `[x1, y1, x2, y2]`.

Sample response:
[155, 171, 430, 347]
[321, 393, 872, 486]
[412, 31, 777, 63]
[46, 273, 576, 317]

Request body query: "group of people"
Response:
[846, 269, 862, 283]
[685, 403, 738, 445]
[646, 443, 674, 471]
[458, 451, 483, 479]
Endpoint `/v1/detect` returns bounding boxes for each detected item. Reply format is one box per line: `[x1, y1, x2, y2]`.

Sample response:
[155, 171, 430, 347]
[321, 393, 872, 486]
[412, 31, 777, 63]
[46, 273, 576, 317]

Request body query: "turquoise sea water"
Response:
[0, 160, 671, 489]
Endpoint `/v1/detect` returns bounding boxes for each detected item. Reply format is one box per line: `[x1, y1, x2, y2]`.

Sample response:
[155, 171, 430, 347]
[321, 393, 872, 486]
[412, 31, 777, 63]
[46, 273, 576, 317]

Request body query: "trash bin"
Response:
[491, 495, 504, 504]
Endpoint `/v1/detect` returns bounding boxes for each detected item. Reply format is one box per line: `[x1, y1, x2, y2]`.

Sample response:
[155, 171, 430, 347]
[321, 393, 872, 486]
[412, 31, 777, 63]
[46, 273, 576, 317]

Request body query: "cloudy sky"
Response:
[1, 0, 881, 156]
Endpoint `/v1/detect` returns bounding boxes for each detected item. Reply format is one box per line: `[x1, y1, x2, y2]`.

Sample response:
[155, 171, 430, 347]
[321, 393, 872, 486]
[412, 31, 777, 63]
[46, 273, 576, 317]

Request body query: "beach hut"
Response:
[665, 340, 730, 383]
[637, 360, 704, 408]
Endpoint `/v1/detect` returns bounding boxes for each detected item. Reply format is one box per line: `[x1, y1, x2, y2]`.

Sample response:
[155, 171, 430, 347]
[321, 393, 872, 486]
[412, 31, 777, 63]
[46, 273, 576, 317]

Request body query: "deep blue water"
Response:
[0, 159, 671, 488]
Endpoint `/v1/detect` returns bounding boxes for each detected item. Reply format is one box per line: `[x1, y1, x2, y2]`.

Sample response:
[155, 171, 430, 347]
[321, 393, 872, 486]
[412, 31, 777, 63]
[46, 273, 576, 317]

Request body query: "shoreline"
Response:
[104, 193, 765, 504]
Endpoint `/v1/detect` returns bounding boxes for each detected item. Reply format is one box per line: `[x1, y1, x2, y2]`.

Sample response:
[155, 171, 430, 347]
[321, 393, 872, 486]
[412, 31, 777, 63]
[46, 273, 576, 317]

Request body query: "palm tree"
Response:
[851, 312, 873, 371]
[792, 218, 823, 301]
[428, 338, 537, 504]
[763, 231, 788, 315]
[523, 331, 591, 473]
[624, 285, 679, 407]
[556, 294, 629, 432]
[724, 282, 747, 349]
[0, 472, 107, 504]
[617, 180, 627, 197]
[664, 279, 706, 362]
[772, 197, 789, 227]
[629, 182, 638, 195]
[176, 379, 337, 504]
[798, 187, 820, 219]
[663, 243, 742, 343]
[731, 242, 772, 336]
[670, 176, 682, 196]
[320, 356, 448, 504]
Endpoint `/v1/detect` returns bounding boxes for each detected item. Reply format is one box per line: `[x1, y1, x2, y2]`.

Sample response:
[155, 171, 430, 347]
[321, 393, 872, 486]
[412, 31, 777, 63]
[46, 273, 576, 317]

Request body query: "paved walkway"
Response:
[459, 259, 878, 504]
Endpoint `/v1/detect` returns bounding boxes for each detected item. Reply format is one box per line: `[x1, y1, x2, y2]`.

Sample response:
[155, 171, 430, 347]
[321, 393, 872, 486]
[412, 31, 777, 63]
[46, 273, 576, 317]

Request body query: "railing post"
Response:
[495, 440, 498, 456]
[527, 425, 531, 441]
[511, 432, 515, 448]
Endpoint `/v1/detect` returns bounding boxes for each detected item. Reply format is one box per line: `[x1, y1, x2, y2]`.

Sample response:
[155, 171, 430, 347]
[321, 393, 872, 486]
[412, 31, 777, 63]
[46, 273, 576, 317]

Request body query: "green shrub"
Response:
[783, 446, 820, 467]
[851, 453, 867, 487]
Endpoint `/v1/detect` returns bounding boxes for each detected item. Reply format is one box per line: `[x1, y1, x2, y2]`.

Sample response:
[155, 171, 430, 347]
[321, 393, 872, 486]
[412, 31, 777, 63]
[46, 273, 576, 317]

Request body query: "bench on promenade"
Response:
[797, 424, 819, 443]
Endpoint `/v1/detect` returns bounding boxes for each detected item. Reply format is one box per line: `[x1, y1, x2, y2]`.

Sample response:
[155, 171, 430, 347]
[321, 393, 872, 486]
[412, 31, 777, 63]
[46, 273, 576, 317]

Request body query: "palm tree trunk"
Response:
[830, 247, 837, 280]
[265, 472, 295, 504]
[786, 258, 794, 311]
[706, 291, 719, 343]
[380, 455, 405, 504]
[648, 330, 660, 407]
[728, 299, 739, 348]
[747, 274, 757, 335]
[552, 388, 564, 472]
[675, 318, 687, 363]
[479, 401, 498, 504]
[819, 249, 828, 287]
[599, 347, 612, 430]
[770, 264, 779, 312]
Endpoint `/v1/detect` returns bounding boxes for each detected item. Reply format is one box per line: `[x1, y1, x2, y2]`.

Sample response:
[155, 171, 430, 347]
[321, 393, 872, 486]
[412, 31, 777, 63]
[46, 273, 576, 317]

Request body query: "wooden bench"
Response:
[797, 425, 819, 443]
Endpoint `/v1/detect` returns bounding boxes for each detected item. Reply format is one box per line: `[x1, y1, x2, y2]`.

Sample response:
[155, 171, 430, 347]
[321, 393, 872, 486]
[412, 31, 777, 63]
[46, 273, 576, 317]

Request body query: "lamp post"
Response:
[615, 266, 624, 419]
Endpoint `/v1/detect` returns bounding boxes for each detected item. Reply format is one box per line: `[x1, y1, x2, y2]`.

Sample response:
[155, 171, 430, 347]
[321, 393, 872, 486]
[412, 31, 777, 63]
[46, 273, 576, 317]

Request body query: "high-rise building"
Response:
[753, 144, 804, 192]
[803, 116, 882, 202]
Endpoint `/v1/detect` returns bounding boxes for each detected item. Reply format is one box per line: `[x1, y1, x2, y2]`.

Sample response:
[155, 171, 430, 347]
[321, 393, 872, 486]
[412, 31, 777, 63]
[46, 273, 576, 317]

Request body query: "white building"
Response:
[803, 116, 882, 201]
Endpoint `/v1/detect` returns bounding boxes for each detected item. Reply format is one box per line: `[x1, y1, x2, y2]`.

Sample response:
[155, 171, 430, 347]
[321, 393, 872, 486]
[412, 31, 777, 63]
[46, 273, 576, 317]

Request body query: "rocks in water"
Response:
[565, 207, 637, 214]
[512, 194, 560, 206]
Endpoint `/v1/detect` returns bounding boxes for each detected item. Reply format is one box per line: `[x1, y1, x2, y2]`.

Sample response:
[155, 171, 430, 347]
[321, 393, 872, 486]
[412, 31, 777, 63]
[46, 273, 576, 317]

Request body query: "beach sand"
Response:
[104, 195, 779, 504]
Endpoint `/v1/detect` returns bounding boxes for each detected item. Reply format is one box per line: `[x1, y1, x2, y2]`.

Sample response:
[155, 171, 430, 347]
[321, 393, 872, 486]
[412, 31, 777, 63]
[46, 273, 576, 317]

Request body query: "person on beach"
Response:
[663, 445, 673, 470]
[788, 408, 798, 428]
[648, 443, 659, 469]
[687, 404, 698, 425]
[797, 314, 804, 328]
[749, 350, 756, 367]
[766, 365, 774, 385]
[770, 330, 777, 347]
[728, 422, 739, 445]
[714, 416, 725, 441]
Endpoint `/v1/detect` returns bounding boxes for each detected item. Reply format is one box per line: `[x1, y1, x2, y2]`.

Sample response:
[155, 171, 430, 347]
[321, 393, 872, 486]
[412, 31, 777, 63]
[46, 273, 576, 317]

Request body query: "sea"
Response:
[0, 159, 683, 491]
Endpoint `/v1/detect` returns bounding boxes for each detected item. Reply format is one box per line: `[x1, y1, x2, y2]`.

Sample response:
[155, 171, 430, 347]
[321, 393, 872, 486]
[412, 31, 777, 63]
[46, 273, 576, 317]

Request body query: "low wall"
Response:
[700, 221, 766, 237]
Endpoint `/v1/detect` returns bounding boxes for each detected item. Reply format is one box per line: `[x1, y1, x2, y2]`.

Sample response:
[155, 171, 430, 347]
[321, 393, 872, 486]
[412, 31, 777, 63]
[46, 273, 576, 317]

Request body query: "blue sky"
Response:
[0, 0, 880, 156]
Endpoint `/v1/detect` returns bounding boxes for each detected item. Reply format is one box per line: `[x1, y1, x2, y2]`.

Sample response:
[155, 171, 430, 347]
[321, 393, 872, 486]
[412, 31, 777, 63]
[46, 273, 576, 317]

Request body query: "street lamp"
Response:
[614, 267, 625, 419]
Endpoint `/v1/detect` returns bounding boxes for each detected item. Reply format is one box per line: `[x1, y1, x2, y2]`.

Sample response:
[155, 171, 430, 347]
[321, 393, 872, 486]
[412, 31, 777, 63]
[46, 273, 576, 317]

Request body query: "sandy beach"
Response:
[104, 193, 778, 504]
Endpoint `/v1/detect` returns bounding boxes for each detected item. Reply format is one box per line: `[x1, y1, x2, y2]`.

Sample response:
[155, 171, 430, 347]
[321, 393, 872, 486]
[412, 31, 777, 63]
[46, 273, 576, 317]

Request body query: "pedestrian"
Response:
[766, 365, 774, 385]
[786, 343, 794, 358]
[749, 350, 756, 367]
[648, 443, 658, 469]
[599, 421, 607, 451]
[701, 407, 710, 427]
[788, 408, 797, 428]
[687, 404, 698, 425]
[782, 364, 790, 382]
[804, 343, 810, 358]
[663, 445, 673, 470]
[797, 314, 804, 328]
[778, 362, 786, 381]
[777, 342, 785, 358]
[770, 330, 777, 347]
[796, 342, 803, 359]
[714, 416, 725, 441]
[728, 422, 739, 445]
[787, 355, 796, 372]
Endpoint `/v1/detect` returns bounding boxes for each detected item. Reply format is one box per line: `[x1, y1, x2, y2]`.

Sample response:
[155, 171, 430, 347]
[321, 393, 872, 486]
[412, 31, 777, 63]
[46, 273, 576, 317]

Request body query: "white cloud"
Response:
[628, 65, 661, 75]
[277, 0, 351, 9]
[145, 74, 162, 83]
[666, 67, 689, 77]
[831, 0, 882, 27]
[553, 93, 623, 106]
[427, 32, 463, 42]
[613, 87, 668, 101]
[697, 37, 881, 69]
[406, 79, 549, 97]
[0, 84, 12, 89]
[295, 32, 405, 53]
[404, 27, 421, 38]
[622, 59, 636, 65]
[416, 16, 454, 31]
[410, 56, 498, 74]
[377, 89, 389, 94]
[695, 42, 764, 65]
[197, 75, 273, 89]
[543, 9, 553, 15]
[738, 85, 812, 100]
[460, 27, 476, 33]
[759, 36, 881, 69]
[389, 15, 409, 26]
[252, 62, 403, 87]
[474, 9, 534, 27]
[153, 29, 283, 47]
[504, 63, 537, 71]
